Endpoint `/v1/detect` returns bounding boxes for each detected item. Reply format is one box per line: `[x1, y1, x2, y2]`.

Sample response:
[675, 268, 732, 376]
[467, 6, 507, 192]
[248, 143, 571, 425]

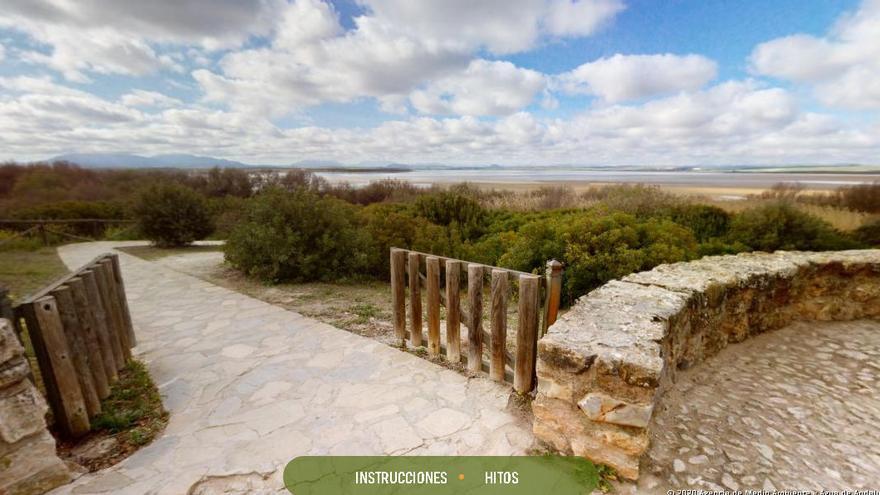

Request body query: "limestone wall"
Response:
[532, 250, 880, 480]
[0, 318, 70, 495]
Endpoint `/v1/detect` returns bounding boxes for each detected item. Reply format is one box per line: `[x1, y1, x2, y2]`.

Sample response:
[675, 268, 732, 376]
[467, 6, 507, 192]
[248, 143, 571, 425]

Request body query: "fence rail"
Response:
[0, 218, 136, 247]
[390, 248, 562, 393]
[12, 253, 135, 439]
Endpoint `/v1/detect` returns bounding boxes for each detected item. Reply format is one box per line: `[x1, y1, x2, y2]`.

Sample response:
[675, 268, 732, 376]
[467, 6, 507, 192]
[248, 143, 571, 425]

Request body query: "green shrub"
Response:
[727, 202, 859, 252]
[562, 212, 698, 298]
[414, 191, 487, 240]
[663, 204, 731, 242]
[225, 188, 369, 282]
[496, 210, 697, 302]
[854, 219, 880, 246]
[358, 203, 464, 277]
[133, 183, 213, 247]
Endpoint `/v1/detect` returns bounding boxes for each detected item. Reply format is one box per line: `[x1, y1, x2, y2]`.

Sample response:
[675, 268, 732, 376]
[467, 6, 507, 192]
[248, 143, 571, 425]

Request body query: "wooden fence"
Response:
[0, 218, 136, 247]
[390, 248, 562, 393]
[12, 253, 135, 439]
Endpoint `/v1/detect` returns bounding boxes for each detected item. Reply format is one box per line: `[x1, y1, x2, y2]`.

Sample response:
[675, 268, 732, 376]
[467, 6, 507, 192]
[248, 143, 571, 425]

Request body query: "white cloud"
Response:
[409, 60, 546, 116]
[556, 53, 718, 102]
[0, 0, 283, 80]
[120, 90, 182, 109]
[2, 73, 877, 167]
[0, 43, 5, 62]
[195, 0, 470, 116]
[750, 0, 880, 109]
[358, 0, 624, 55]
[543, 0, 626, 38]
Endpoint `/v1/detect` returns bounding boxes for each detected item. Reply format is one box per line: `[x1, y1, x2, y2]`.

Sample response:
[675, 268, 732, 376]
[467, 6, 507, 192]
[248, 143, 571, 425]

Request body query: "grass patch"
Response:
[350, 302, 380, 324]
[0, 246, 69, 397]
[92, 360, 167, 442]
[59, 360, 168, 471]
[117, 244, 223, 261]
[0, 246, 69, 302]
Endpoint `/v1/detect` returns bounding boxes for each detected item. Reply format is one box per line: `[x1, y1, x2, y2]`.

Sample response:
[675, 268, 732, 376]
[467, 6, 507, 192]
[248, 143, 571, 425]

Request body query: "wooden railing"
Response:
[390, 248, 562, 393]
[12, 253, 135, 439]
[0, 218, 136, 246]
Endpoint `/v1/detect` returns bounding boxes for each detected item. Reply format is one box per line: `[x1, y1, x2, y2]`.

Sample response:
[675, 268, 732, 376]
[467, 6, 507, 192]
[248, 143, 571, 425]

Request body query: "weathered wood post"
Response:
[467, 264, 484, 373]
[91, 262, 126, 366]
[109, 254, 136, 347]
[98, 259, 132, 358]
[425, 256, 441, 356]
[67, 277, 111, 398]
[445, 260, 462, 363]
[81, 269, 118, 381]
[52, 286, 101, 417]
[408, 252, 422, 347]
[390, 248, 407, 346]
[542, 260, 563, 336]
[490, 269, 508, 382]
[514, 274, 540, 393]
[30, 296, 90, 438]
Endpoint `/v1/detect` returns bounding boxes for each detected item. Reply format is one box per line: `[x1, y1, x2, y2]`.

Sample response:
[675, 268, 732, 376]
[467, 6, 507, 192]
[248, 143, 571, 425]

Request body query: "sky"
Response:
[0, 0, 878, 166]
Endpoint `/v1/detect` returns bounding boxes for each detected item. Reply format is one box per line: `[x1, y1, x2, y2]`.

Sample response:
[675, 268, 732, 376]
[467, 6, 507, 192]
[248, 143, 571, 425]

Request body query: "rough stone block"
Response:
[0, 383, 49, 444]
[0, 319, 24, 366]
[578, 392, 653, 428]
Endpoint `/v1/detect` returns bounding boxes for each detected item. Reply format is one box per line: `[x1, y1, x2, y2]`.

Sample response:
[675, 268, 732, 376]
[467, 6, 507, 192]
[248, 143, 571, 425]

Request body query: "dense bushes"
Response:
[133, 184, 213, 247]
[225, 188, 368, 282]
[727, 203, 858, 252]
[496, 211, 698, 300]
[854, 219, 880, 246]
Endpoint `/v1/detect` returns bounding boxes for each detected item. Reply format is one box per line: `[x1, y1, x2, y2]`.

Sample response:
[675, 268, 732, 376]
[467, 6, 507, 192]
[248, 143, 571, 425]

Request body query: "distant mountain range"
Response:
[45, 153, 879, 174]
[52, 153, 251, 169]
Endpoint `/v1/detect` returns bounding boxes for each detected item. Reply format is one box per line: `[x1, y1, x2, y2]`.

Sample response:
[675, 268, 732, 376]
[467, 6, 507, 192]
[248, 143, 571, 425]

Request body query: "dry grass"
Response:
[709, 199, 877, 231]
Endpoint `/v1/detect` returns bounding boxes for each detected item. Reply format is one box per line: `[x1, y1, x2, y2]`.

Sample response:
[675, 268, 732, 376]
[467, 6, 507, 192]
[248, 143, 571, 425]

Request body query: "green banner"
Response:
[283, 456, 598, 494]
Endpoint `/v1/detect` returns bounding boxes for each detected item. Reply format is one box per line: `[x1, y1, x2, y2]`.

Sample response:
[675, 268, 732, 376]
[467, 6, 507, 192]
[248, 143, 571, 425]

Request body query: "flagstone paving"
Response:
[50, 242, 533, 494]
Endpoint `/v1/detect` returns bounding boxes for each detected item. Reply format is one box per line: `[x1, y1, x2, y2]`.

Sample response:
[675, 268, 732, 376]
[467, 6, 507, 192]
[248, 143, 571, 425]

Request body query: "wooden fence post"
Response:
[98, 259, 131, 359]
[67, 277, 111, 399]
[30, 296, 90, 438]
[109, 254, 136, 347]
[390, 248, 407, 346]
[408, 252, 422, 347]
[542, 260, 563, 336]
[467, 264, 484, 373]
[490, 269, 508, 382]
[426, 256, 441, 356]
[515, 275, 540, 393]
[92, 262, 126, 365]
[52, 286, 101, 417]
[445, 260, 461, 363]
[81, 269, 118, 381]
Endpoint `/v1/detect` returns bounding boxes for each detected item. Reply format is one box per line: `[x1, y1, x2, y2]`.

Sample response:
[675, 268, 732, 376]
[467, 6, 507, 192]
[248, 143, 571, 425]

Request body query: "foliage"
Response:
[727, 202, 860, 252]
[225, 187, 369, 282]
[358, 203, 457, 277]
[90, 360, 168, 459]
[662, 204, 731, 242]
[414, 190, 488, 240]
[854, 218, 880, 246]
[133, 183, 213, 247]
[496, 209, 697, 301]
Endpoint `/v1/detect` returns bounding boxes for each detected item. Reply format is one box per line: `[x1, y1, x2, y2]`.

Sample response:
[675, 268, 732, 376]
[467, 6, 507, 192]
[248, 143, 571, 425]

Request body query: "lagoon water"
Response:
[313, 168, 879, 189]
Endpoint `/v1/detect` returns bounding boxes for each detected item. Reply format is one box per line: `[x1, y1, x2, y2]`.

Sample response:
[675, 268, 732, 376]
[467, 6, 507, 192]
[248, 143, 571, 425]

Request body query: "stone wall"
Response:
[0, 318, 70, 495]
[532, 250, 880, 480]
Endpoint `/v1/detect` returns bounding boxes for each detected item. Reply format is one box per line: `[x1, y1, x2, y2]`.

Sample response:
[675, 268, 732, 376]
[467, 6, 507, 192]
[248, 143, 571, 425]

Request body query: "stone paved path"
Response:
[634, 319, 880, 493]
[50, 242, 532, 494]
